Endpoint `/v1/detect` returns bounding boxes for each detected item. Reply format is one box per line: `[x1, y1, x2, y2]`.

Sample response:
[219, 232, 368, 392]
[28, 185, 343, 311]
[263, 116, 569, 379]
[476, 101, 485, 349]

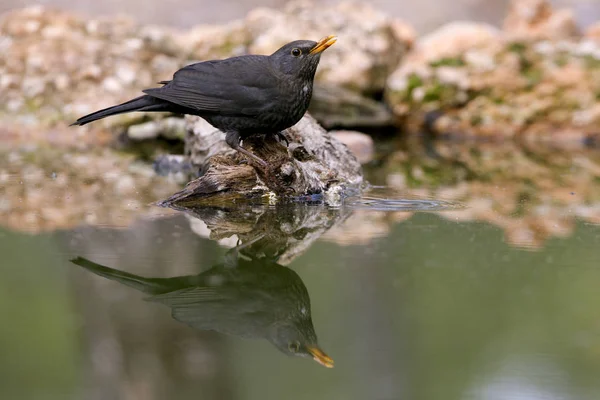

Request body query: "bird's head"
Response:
[268, 321, 334, 368]
[270, 35, 337, 79]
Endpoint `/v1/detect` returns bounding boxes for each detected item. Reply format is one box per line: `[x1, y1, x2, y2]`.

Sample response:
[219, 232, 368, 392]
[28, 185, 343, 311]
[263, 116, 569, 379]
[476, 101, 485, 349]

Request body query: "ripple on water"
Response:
[343, 187, 465, 212]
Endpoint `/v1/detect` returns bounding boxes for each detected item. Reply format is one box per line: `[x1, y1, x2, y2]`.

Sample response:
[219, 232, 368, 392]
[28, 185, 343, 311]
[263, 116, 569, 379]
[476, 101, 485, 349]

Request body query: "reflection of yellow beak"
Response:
[307, 345, 334, 368]
[309, 35, 337, 55]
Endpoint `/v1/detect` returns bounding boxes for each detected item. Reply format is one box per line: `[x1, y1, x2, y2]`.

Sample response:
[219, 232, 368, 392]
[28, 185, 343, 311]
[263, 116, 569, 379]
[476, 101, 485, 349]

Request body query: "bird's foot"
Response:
[274, 132, 289, 147]
[236, 146, 269, 170]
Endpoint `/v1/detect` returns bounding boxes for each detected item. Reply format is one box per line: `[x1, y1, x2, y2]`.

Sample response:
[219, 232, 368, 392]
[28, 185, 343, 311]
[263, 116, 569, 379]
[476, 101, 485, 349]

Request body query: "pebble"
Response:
[330, 130, 375, 164]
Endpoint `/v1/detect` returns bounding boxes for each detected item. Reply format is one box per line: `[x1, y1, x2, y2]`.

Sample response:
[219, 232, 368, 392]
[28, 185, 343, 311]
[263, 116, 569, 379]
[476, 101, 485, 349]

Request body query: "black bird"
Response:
[71, 255, 334, 368]
[71, 35, 337, 167]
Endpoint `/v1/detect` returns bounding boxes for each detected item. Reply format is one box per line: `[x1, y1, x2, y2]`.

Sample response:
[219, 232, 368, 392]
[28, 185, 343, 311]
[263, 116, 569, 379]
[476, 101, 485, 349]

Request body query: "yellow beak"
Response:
[307, 345, 334, 368]
[309, 35, 337, 55]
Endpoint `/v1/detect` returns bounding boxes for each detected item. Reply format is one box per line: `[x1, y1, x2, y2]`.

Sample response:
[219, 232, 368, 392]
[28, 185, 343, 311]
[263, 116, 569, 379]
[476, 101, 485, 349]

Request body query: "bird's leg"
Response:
[274, 131, 289, 147]
[225, 131, 268, 168]
[224, 233, 266, 268]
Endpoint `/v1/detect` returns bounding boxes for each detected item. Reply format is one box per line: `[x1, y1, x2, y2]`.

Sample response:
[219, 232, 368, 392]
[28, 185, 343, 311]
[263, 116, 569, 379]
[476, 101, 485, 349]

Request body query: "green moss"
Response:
[512, 190, 534, 217]
[405, 73, 424, 101]
[524, 68, 544, 88]
[470, 115, 484, 126]
[407, 74, 423, 91]
[554, 53, 570, 67]
[507, 42, 527, 54]
[423, 83, 444, 102]
[429, 57, 466, 68]
[583, 55, 600, 69]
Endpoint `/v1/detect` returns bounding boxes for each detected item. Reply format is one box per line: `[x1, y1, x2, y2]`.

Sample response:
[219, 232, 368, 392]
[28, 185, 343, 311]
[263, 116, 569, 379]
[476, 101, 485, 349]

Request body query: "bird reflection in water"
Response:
[71, 243, 333, 368]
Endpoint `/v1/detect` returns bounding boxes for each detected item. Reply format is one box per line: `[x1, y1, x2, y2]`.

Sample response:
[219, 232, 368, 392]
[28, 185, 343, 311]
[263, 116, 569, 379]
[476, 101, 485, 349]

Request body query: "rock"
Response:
[309, 83, 394, 129]
[245, 0, 414, 93]
[586, 22, 600, 43]
[173, 202, 352, 265]
[385, 22, 501, 118]
[384, 4, 600, 140]
[330, 130, 375, 164]
[411, 22, 501, 63]
[178, 20, 250, 60]
[153, 154, 195, 184]
[160, 114, 363, 206]
[127, 121, 162, 140]
[0, 3, 414, 130]
[0, 7, 188, 126]
[503, 0, 579, 40]
[0, 146, 180, 233]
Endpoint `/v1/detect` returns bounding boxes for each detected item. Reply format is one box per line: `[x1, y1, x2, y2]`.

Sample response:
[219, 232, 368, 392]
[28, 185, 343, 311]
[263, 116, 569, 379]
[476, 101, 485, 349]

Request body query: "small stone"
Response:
[53, 74, 70, 91]
[115, 175, 136, 195]
[115, 65, 137, 85]
[503, 0, 579, 40]
[22, 77, 46, 98]
[330, 130, 374, 164]
[102, 77, 122, 93]
[127, 121, 161, 140]
[160, 118, 187, 140]
[415, 22, 500, 63]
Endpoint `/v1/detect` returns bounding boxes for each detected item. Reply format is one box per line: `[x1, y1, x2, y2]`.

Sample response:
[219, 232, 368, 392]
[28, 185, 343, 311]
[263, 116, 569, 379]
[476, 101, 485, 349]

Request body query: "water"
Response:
[1, 141, 600, 400]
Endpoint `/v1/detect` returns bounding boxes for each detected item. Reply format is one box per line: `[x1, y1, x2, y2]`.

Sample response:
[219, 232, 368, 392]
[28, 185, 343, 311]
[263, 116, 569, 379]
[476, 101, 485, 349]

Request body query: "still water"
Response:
[1, 141, 600, 400]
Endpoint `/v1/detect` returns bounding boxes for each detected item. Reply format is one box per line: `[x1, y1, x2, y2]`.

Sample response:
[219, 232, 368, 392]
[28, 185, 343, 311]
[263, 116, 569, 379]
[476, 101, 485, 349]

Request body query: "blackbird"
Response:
[71, 254, 334, 368]
[71, 35, 337, 167]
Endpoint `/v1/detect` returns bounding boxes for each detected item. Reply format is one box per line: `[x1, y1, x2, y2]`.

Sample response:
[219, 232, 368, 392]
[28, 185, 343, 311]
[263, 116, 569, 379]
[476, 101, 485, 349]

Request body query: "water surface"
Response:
[1, 140, 600, 400]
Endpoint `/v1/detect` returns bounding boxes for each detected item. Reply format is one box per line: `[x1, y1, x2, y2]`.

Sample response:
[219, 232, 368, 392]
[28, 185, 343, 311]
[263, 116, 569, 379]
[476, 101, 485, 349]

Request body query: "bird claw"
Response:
[274, 132, 289, 147]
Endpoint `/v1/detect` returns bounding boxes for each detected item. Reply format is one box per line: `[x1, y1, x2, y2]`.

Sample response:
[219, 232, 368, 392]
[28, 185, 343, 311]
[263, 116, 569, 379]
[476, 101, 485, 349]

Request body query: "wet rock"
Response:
[161, 114, 363, 206]
[174, 202, 352, 265]
[503, 0, 579, 40]
[0, 146, 180, 233]
[153, 154, 195, 184]
[376, 140, 600, 249]
[330, 130, 375, 164]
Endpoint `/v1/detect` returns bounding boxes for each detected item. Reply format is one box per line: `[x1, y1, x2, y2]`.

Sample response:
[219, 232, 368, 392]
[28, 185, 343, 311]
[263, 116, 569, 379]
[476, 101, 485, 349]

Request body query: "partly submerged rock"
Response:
[175, 202, 352, 265]
[160, 114, 363, 206]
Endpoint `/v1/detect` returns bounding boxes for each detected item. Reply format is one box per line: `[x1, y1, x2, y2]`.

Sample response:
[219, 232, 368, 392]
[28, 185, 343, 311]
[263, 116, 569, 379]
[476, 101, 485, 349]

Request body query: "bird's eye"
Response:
[291, 48, 302, 57]
[288, 341, 300, 353]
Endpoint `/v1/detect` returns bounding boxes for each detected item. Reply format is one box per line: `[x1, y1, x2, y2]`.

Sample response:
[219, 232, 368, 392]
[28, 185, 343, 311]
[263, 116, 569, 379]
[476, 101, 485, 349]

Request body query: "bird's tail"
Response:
[70, 95, 169, 126]
[71, 256, 169, 295]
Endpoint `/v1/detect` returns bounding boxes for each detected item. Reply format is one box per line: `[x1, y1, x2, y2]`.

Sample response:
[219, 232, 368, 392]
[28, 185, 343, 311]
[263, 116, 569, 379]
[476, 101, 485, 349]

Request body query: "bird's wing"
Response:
[143, 56, 279, 116]
[146, 287, 229, 305]
[146, 286, 274, 337]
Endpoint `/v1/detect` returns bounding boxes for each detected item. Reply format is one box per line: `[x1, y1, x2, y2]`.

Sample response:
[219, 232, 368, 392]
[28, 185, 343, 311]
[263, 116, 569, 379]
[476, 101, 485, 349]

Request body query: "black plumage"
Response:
[72, 36, 337, 167]
[71, 254, 333, 368]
